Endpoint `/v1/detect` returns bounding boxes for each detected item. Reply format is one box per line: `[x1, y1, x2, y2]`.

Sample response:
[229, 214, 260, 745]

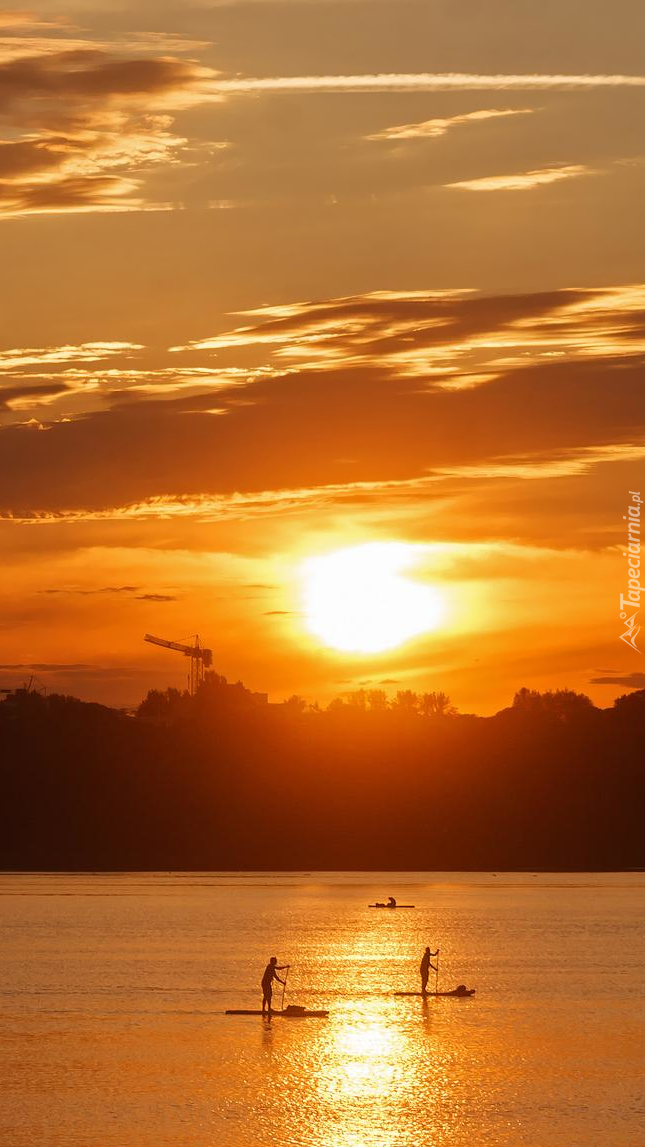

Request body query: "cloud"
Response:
[367, 108, 534, 142]
[205, 72, 645, 97]
[176, 284, 645, 378]
[0, 662, 93, 670]
[36, 586, 175, 600]
[39, 585, 140, 595]
[589, 672, 645, 688]
[2, 482, 434, 523]
[3, 20, 645, 220]
[0, 51, 203, 114]
[446, 164, 593, 192]
[1, 285, 645, 519]
[0, 32, 209, 65]
[135, 593, 177, 601]
[0, 342, 146, 415]
[0, 662, 148, 678]
[0, 12, 69, 31]
[0, 343, 142, 371]
[0, 441, 630, 530]
[0, 382, 72, 410]
[440, 443, 645, 481]
[3, 38, 642, 218]
[0, 46, 212, 215]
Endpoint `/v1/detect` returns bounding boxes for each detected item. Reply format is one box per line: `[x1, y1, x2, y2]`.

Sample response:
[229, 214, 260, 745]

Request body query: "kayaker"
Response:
[387, 896, 397, 908]
[420, 946, 439, 994]
[261, 956, 289, 1015]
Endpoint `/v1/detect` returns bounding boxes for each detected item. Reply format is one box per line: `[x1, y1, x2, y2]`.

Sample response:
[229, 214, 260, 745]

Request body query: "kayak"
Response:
[369, 904, 415, 909]
[225, 1006, 329, 1018]
[394, 987, 476, 998]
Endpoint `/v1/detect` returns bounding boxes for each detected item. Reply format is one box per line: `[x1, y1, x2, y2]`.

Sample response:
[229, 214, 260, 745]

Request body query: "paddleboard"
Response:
[225, 1007, 329, 1017]
[394, 988, 476, 998]
[368, 904, 415, 909]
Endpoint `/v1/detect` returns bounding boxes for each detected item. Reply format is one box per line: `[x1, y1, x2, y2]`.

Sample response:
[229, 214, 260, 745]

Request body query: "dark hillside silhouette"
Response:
[1, 678, 642, 870]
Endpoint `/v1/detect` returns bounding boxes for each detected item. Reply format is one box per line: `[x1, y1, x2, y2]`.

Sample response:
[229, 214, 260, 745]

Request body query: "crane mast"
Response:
[144, 633, 213, 695]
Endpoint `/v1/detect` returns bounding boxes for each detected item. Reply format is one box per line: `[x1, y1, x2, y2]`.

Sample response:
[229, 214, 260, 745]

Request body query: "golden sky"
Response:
[1, 0, 644, 711]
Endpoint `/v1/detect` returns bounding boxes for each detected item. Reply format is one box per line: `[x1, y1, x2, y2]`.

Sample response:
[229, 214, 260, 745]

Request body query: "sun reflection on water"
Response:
[298, 994, 465, 1147]
[328, 1019, 401, 1098]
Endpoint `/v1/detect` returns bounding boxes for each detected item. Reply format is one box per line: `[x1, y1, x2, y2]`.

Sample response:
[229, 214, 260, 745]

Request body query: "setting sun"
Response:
[302, 542, 445, 653]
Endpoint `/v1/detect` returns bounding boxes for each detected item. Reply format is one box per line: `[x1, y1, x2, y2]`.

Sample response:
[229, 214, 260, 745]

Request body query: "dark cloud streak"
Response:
[0, 47, 206, 214]
[589, 672, 645, 688]
[1, 287, 644, 515]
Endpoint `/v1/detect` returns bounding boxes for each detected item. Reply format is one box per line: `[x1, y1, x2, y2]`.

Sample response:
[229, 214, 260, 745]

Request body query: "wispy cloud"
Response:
[176, 284, 645, 380]
[40, 585, 139, 595]
[4, 440, 645, 525]
[2, 285, 645, 518]
[0, 31, 209, 64]
[205, 72, 645, 97]
[0, 44, 214, 215]
[135, 593, 177, 601]
[589, 672, 645, 688]
[0, 355, 279, 419]
[367, 108, 534, 142]
[3, 39, 643, 218]
[440, 443, 645, 480]
[37, 585, 175, 602]
[446, 164, 592, 192]
[3, 479, 440, 524]
[0, 343, 142, 371]
[0, 662, 148, 679]
[0, 12, 70, 31]
[0, 343, 144, 413]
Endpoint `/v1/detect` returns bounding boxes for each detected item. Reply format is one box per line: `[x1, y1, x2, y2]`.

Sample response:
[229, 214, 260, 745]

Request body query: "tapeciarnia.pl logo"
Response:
[620, 491, 642, 652]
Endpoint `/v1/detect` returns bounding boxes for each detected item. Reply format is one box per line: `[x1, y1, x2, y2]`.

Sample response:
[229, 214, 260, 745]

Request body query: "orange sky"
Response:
[1, 1, 644, 712]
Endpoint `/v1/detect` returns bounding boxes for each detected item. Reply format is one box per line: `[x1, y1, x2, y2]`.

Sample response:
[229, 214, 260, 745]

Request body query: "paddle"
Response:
[435, 949, 440, 994]
[280, 965, 290, 1011]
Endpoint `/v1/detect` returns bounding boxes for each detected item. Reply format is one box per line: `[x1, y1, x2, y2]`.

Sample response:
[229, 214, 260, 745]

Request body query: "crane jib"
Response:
[143, 634, 213, 692]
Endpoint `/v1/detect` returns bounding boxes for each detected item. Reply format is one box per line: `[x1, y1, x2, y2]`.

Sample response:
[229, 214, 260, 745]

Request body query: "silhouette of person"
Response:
[387, 896, 397, 908]
[420, 946, 439, 994]
[261, 956, 289, 1015]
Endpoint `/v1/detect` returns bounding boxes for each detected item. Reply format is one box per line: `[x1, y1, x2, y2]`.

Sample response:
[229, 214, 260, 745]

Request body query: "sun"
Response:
[302, 542, 445, 654]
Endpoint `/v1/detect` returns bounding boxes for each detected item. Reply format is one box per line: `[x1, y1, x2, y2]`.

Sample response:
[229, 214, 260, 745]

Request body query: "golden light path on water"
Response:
[1, 873, 643, 1147]
[311, 1015, 458, 1147]
[263, 992, 472, 1147]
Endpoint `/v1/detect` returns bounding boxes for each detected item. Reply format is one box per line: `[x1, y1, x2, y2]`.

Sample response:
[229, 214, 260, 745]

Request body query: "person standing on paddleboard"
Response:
[261, 956, 289, 1015]
[420, 946, 439, 994]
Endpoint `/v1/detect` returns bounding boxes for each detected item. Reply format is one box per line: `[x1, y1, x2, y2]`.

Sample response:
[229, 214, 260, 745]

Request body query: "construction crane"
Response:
[144, 633, 213, 696]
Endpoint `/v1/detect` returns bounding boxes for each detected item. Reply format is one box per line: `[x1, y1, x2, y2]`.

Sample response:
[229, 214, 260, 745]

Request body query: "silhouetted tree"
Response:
[392, 689, 419, 713]
[612, 688, 645, 719]
[365, 690, 389, 712]
[419, 691, 457, 717]
[282, 695, 308, 713]
[512, 687, 596, 722]
[1, 678, 642, 870]
[137, 687, 187, 723]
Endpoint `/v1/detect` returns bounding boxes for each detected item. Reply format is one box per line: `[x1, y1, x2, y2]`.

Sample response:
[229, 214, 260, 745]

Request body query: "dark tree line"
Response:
[1, 676, 643, 870]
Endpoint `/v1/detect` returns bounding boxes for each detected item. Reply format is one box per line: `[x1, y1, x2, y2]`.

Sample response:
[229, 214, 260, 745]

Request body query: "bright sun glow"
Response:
[302, 542, 445, 653]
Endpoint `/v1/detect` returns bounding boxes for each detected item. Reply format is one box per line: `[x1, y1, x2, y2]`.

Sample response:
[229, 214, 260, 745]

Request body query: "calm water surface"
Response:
[0, 872, 643, 1147]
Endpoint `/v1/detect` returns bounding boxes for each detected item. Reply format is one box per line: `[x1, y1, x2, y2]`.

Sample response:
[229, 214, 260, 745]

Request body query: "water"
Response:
[1, 872, 643, 1147]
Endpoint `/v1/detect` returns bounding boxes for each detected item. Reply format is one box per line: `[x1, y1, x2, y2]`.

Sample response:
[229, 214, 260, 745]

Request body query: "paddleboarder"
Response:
[261, 956, 289, 1015]
[420, 946, 439, 994]
[387, 896, 397, 908]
